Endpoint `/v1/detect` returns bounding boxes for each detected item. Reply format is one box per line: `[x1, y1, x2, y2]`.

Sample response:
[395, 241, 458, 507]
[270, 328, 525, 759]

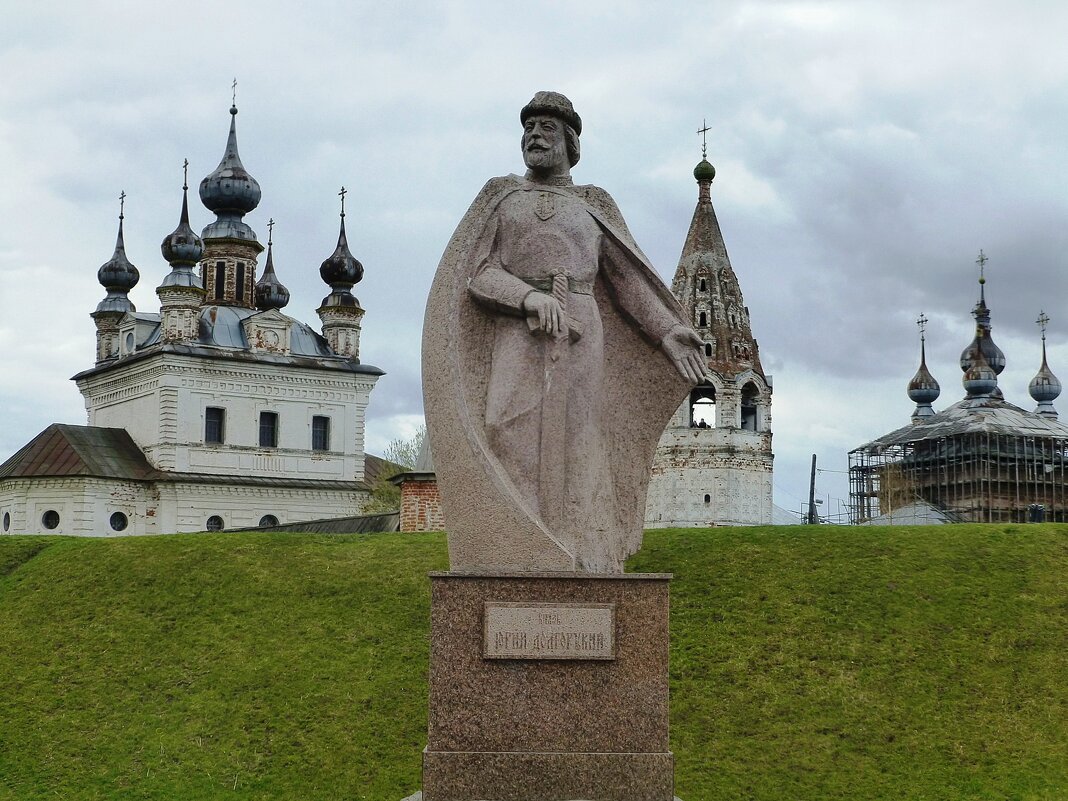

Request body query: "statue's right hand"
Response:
[523, 292, 563, 336]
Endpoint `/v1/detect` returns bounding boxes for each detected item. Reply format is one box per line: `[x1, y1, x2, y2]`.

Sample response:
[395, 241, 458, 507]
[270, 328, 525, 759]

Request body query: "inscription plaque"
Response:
[483, 602, 615, 660]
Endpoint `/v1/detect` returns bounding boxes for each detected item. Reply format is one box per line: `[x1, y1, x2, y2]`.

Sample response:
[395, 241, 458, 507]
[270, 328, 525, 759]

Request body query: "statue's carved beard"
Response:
[524, 139, 567, 174]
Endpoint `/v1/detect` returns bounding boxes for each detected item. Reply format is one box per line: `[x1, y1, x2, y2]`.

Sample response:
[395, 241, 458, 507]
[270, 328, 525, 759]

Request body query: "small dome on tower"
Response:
[693, 158, 716, 182]
[1030, 312, 1061, 417]
[962, 350, 998, 398]
[256, 221, 290, 310]
[319, 189, 364, 307]
[161, 166, 204, 269]
[908, 317, 939, 420]
[96, 196, 139, 314]
[908, 361, 940, 405]
[200, 105, 261, 217]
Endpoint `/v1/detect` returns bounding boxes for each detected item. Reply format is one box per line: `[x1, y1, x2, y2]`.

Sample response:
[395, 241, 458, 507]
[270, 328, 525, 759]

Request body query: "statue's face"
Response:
[522, 114, 569, 174]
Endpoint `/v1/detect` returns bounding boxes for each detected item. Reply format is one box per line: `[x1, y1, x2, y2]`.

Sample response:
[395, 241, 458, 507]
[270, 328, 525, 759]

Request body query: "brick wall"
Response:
[399, 478, 444, 532]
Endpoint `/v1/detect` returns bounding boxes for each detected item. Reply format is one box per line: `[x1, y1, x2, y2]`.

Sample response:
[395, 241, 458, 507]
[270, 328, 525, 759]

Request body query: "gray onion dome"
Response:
[199, 105, 261, 216]
[95, 207, 139, 314]
[959, 285, 1005, 376]
[1030, 338, 1061, 410]
[962, 349, 998, 398]
[161, 181, 204, 266]
[319, 214, 363, 307]
[908, 349, 940, 406]
[256, 234, 290, 310]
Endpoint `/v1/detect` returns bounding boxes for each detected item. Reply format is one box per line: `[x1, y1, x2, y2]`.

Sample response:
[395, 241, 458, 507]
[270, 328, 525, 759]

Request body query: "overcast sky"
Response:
[3, 0, 1068, 519]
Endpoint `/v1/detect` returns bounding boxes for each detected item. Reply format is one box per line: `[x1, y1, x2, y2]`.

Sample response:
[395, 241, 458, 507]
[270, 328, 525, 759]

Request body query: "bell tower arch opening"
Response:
[741, 381, 760, 431]
[690, 384, 716, 428]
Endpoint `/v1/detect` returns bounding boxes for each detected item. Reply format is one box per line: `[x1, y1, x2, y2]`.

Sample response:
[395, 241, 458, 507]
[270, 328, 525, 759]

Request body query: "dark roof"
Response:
[231, 511, 400, 534]
[364, 453, 404, 485]
[852, 396, 1068, 453]
[0, 424, 158, 480]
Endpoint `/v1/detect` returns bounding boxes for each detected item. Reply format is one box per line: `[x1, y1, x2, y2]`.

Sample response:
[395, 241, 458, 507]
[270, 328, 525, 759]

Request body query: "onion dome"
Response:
[959, 254, 1006, 376]
[256, 219, 290, 310]
[95, 194, 139, 314]
[908, 321, 940, 419]
[1030, 312, 1061, 417]
[159, 164, 205, 289]
[199, 104, 261, 241]
[319, 188, 364, 307]
[962, 346, 998, 398]
[694, 158, 716, 182]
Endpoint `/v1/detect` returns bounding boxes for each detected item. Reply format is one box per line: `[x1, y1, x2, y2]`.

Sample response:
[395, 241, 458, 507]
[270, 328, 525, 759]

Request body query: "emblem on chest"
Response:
[534, 190, 556, 221]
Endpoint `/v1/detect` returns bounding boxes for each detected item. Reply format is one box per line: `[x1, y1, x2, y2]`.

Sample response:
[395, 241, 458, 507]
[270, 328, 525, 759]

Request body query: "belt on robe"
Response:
[521, 276, 594, 295]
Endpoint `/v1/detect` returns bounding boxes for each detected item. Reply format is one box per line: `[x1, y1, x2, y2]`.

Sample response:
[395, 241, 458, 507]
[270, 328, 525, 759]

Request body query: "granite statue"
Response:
[423, 91, 704, 573]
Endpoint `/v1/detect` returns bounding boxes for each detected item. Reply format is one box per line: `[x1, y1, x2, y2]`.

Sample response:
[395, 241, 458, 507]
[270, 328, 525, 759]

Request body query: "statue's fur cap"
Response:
[521, 91, 582, 136]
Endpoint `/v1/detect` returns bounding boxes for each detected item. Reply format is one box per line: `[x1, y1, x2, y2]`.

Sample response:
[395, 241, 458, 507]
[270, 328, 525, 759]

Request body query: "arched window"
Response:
[741, 382, 760, 431]
[206, 515, 225, 532]
[690, 385, 716, 428]
[704, 343, 712, 358]
[699, 278, 707, 292]
[698, 311, 707, 327]
[258, 515, 279, 528]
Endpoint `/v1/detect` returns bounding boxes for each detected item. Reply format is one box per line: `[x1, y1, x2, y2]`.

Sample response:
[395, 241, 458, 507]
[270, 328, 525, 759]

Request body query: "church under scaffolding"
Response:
[849, 258, 1067, 524]
[849, 402, 1068, 523]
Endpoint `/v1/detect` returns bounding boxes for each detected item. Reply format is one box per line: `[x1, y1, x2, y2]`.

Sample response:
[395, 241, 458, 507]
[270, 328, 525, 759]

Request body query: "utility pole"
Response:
[807, 454, 819, 524]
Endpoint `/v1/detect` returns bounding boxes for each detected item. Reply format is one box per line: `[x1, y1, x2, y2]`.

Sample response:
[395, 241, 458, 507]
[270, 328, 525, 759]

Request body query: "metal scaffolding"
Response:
[854, 403, 1068, 523]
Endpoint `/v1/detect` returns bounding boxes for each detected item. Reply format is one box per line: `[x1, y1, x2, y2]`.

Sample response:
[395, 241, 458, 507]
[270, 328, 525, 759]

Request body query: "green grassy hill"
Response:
[1, 526, 1065, 800]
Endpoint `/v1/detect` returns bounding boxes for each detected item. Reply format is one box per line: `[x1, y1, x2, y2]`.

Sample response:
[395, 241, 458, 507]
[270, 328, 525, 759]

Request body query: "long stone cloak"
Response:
[422, 174, 692, 572]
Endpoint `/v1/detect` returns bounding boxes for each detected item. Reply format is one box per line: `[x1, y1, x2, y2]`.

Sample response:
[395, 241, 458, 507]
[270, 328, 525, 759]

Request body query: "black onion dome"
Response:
[161, 183, 204, 265]
[959, 287, 1006, 376]
[256, 239, 290, 310]
[199, 105, 261, 216]
[96, 210, 139, 314]
[319, 216, 363, 306]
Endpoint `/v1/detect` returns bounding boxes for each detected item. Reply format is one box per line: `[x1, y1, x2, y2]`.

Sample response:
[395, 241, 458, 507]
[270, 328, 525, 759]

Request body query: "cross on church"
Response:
[339, 186, 347, 217]
[976, 249, 988, 282]
[916, 312, 928, 340]
[232, 78, 237, 106]
[697, 119, 711, 159]
[119, 190, 126, 219]
[1037, 310, 1050, 339]
[267, 217, 275, 246]
[182, 158, 189, 191]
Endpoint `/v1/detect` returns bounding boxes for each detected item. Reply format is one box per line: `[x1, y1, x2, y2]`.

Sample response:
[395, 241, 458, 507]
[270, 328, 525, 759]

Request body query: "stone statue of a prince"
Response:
[423, 91, 705, 573]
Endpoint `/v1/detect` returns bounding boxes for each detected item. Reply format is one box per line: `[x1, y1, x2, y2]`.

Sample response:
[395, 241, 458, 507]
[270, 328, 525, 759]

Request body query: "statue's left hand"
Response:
[662, 325, 706, 385]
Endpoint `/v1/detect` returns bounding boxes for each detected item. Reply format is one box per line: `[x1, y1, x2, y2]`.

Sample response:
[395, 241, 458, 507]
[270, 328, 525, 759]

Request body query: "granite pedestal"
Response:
[420, 572, 675, 801]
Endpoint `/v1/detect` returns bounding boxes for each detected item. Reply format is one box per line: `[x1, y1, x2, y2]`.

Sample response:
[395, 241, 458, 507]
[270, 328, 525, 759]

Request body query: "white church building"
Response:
[0, 104, 385, 536]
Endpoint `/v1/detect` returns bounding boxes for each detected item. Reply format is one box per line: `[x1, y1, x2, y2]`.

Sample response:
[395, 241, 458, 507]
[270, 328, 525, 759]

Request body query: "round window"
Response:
[206, 515, 224, 532]
[42, 510, 60, 530]
[110, 512, 129, 532]
[258, 515, 279, 528]
[2, 512, 10, 532]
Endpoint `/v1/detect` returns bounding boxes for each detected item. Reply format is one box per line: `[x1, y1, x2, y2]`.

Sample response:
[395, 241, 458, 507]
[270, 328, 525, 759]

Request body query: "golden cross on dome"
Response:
[697, 119, 711, 159]
[338, 186, 347, 217]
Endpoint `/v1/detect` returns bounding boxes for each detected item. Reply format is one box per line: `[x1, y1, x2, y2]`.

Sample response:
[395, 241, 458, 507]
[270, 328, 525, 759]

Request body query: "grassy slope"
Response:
[1, 526, 1065, 800]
